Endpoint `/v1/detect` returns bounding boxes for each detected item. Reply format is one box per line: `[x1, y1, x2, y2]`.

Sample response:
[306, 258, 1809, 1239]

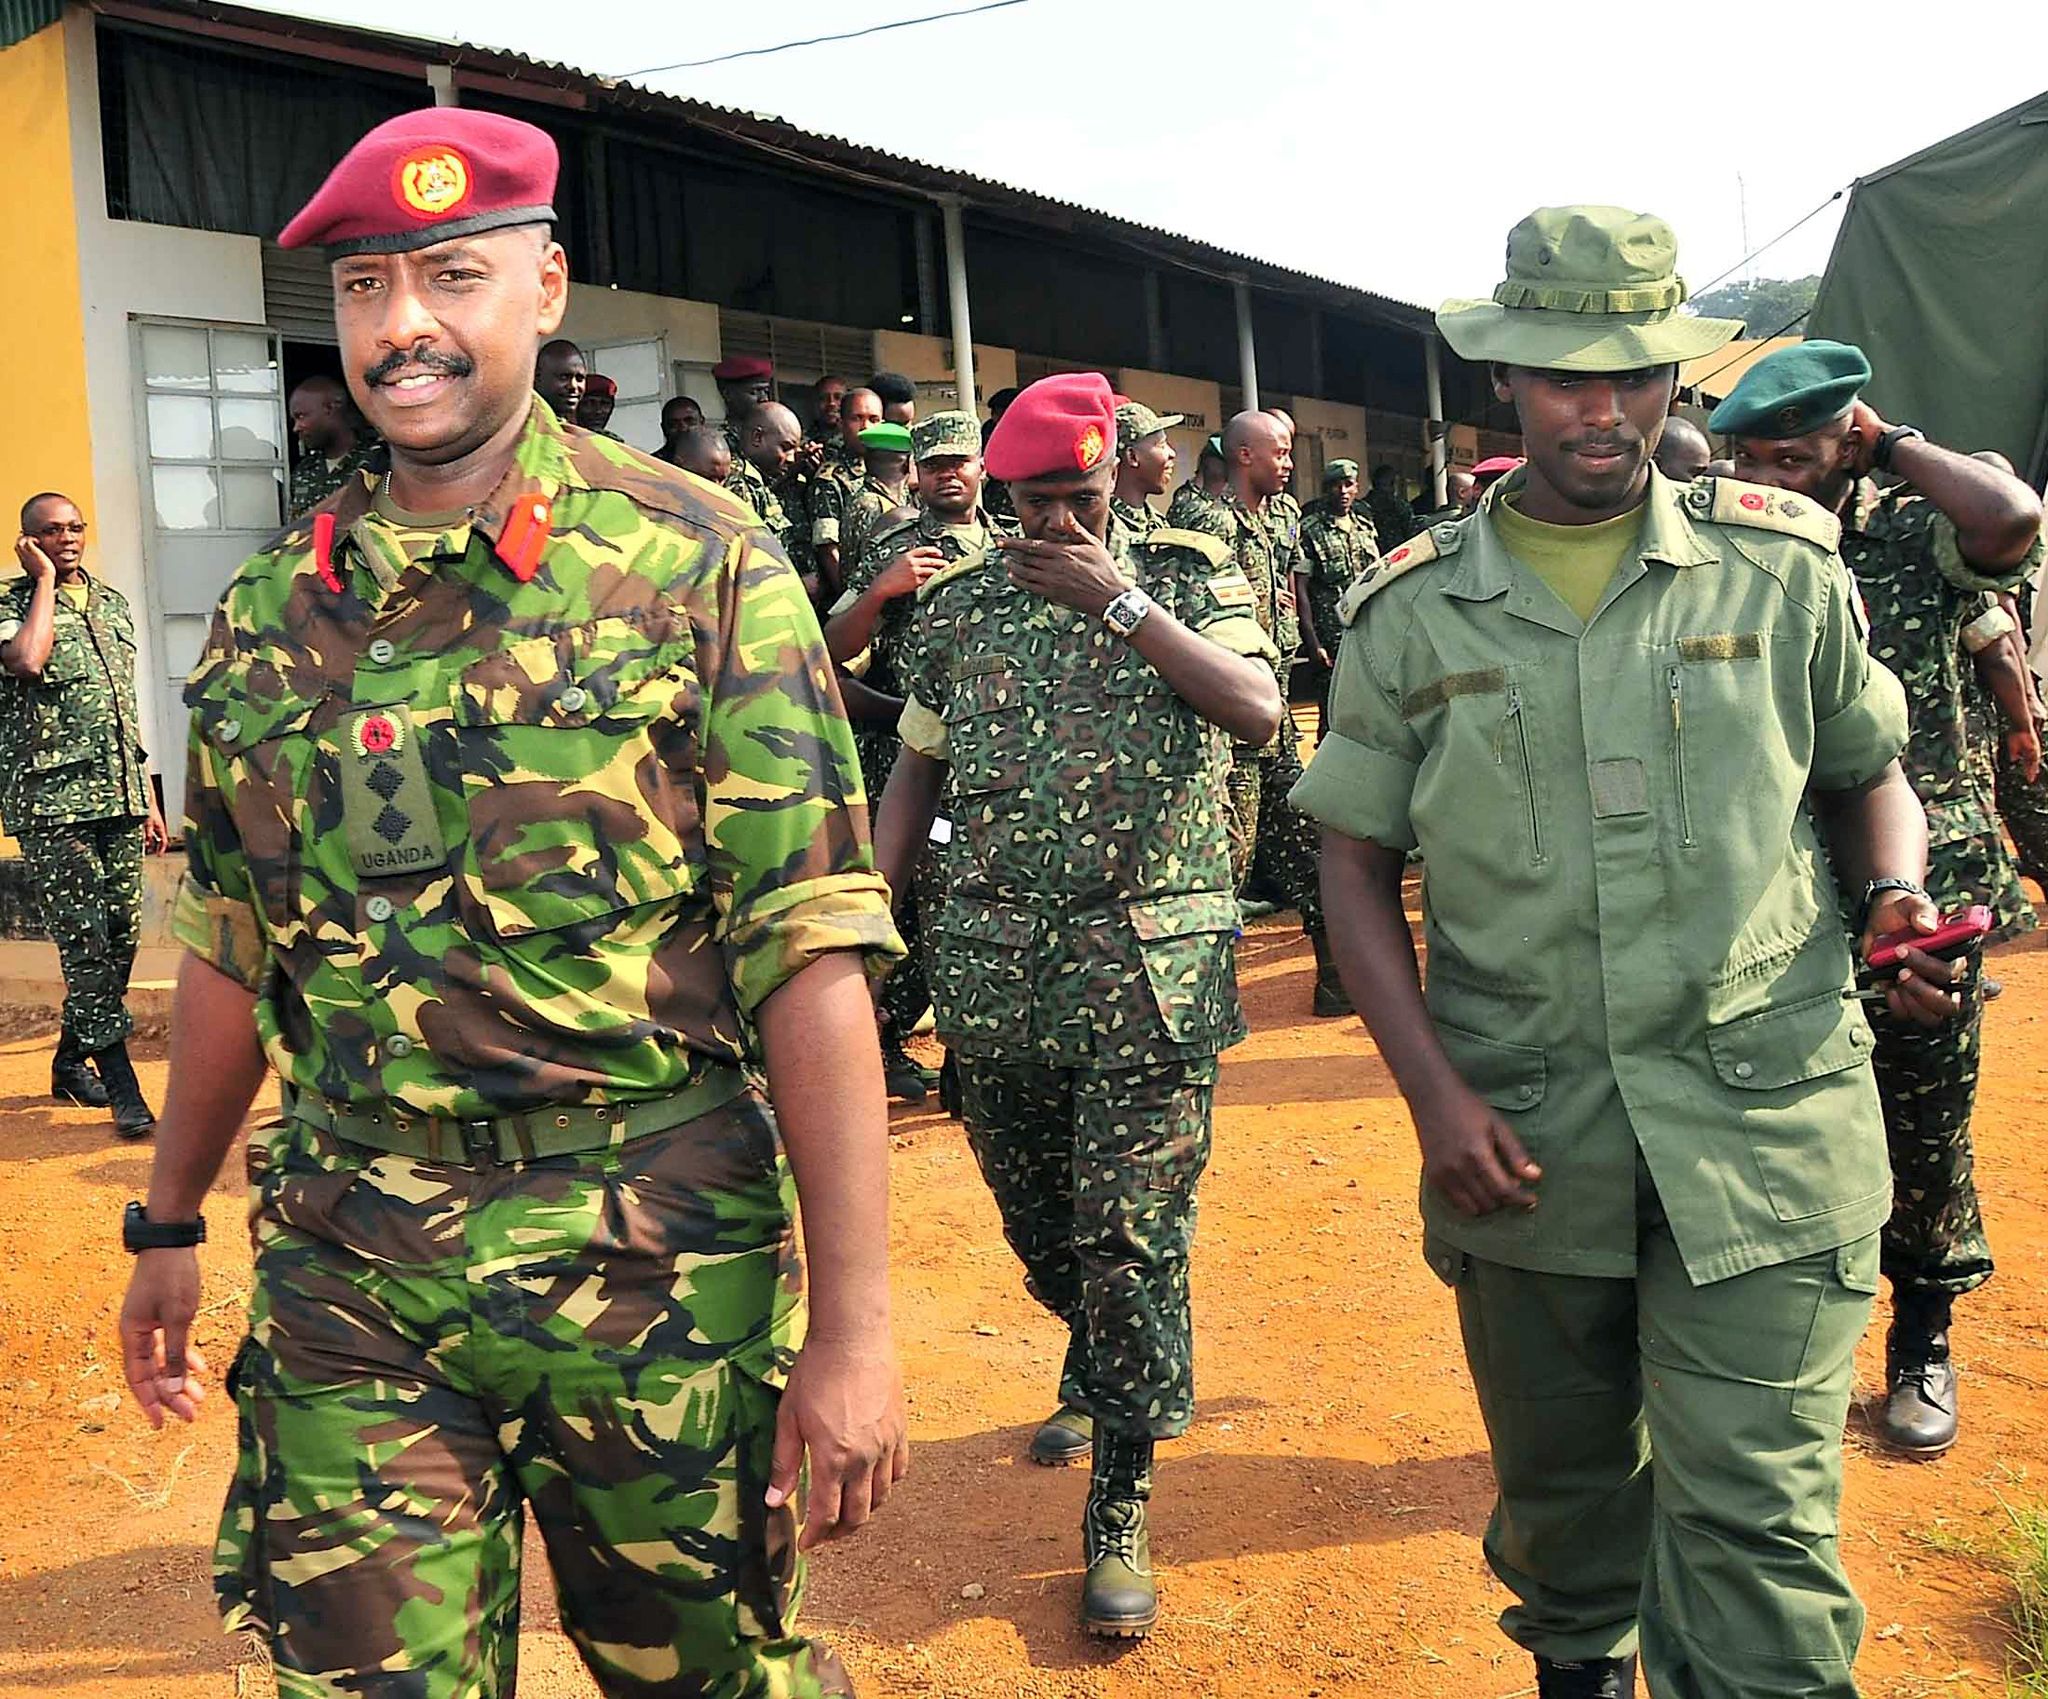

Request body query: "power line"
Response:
[621, 0, 1029, 77]
[1690, 190, 1846, 302]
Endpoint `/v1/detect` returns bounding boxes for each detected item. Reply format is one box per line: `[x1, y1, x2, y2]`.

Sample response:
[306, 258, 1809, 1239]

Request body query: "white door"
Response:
[135, 320, 288, 815]
[587, 337, 667, 455]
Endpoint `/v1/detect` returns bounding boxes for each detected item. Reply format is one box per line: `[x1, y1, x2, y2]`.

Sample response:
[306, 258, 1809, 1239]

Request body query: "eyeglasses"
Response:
[34, 522, 88, 539]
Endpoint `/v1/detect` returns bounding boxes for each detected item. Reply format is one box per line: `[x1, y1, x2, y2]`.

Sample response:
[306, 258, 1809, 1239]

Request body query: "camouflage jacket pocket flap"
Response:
[186, 656, 323, 757]
[1126, 889, 1241, 943]
[456, 618, 690, 730]
[933, 898, 1037, 952]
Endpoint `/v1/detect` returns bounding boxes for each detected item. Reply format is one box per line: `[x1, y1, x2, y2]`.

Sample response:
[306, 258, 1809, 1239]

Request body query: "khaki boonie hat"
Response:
[1437, 206, 1744, 373]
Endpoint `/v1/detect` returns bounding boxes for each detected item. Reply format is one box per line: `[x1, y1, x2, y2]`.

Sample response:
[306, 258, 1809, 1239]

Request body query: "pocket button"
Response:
[1733, 1060, 1755, 1080]
[365, 895, 394, 922]
[384, 1034, 414, 1059]
[558, 685, 588, 714]
[367, 638, 396, 664]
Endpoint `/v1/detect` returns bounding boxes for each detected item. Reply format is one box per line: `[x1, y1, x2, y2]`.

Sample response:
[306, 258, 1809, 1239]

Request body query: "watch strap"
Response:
[1859, 876, 1927, 932]
[1873, 425, 1924, 473]
[123, 1200, 206, 1252]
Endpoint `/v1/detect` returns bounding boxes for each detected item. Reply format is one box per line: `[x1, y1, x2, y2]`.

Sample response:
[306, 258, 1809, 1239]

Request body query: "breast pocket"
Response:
[1666, 632, 1770, 851]
[1104, 654, 1205, 779]
[453, 617, 701, 940]
[947, 669, 1033, 874]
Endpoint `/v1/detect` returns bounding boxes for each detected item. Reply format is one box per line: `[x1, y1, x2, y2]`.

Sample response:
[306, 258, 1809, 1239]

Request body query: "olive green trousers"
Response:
[1440, 1212, 1877, 1699]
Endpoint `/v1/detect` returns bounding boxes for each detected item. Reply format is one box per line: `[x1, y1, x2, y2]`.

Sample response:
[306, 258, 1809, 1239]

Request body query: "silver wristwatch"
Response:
[1102, 586, 1154, 639]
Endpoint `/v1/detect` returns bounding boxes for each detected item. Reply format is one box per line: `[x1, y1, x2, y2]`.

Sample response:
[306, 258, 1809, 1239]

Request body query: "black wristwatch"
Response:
[1858, 877, 1928, 933]
[1873, 424, 1925, 473]
[123, 1200, 205, 1252]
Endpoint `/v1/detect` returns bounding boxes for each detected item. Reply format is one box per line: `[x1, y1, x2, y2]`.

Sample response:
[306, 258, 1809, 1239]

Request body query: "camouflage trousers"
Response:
[19, 818, 144, 1053]
[1994, 742, 2048, 886]
[855, 725, 931, 1043]
[218, 1089, 852, 1699]
[1927, 827, 2035, 945]
[958, 1055, 1216, 1438]
[1225, 736, 1323, 936]
[1871, 958, 1993, 1298]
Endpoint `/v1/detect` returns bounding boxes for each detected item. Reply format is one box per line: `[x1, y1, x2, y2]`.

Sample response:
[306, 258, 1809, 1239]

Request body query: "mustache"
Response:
[1565, 432, 1640, 455]
[362, 348, 475, 387]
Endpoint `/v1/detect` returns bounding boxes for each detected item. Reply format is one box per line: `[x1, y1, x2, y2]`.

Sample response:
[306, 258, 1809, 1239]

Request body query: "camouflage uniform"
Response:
[1295, 497, 1381, 736]
[1367, 485, 1420, 554]
[1110, 495, 1162, 541]
[1844, 479, 2044, 1298]
[841, 475, 913, 577]
[1983, 582, 2048, 882]
[723, 452, 790, 540]
[0, 574, 153, 1054]
[1164, 479, 1224, 531]
[288, 440, 382, 519]
[176, 400, 901, 1697]
[898, 522, 1274, 1436]
[783, 469, 844, 599]
[831, 504, 1007, 1050]
[1185, 497, 1324, 934]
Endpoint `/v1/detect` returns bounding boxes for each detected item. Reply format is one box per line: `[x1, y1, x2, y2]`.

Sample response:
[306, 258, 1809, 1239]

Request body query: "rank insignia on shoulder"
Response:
[1207, 571, 1257, 609]
[1705, 477, 1841, 550]
[1337, 527, 1442, 625]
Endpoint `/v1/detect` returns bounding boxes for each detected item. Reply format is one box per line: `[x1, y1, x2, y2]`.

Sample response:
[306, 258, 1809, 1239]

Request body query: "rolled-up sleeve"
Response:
[702, 526, 906, 1013]
[1809, 562, 1909, 793]
[169, 700, 268, 992]
[1290, 613, 1425, 849]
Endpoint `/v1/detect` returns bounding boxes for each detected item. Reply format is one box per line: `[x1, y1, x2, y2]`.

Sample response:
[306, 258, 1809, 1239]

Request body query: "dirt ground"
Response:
[3, 911, 2046, 1698]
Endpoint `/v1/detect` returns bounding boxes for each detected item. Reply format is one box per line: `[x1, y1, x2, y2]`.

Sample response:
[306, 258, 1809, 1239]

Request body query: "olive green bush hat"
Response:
[1437, 206, 1744, 373]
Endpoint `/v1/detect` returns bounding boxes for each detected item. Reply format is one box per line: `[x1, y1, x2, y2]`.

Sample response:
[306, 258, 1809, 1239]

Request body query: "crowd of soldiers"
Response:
[0, 99, 2033, 1699]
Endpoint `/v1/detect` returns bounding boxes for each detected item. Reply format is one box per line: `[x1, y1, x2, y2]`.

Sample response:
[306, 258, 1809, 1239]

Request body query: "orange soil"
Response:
[2, 916, 2044, 1697]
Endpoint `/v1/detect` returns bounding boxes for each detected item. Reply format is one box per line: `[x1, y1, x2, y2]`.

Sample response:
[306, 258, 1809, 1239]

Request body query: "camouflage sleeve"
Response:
[701, 525, 905, 1012]
[896, 592, 951, 762]
[1164, 542, 1277, 663]
[1929, 504, 2046, 595]
[809, 475, 843, 546]
[1290, 604, 1426, 849]
[1809, 553, 1909, 793]
[169, 660, 269, 992]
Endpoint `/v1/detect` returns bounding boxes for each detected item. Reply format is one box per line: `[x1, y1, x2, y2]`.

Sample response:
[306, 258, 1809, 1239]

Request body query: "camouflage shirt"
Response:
[722, 454, 789, 541]
[0, 572, 153, 833]
[898, 521, 1275, 1068]
[1296, 500, 1381, 653]
[1185, 496, 1302, 700]
[1844, 480, 2044, 848]
[172, 399, 901, 1119]
[288, 440, 382, 520]
[779, 469, 843, 589]
[842, 476, 914, 577]
[1165, 480, 1225, 531]
[832, 506, 1006, 699]
[1366, 488, 1420, 554]
[1110, 495, 1162, 541]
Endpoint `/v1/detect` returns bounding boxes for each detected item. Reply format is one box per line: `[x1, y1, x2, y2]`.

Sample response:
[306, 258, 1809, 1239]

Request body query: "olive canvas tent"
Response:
[1807, 89, 2048, 487]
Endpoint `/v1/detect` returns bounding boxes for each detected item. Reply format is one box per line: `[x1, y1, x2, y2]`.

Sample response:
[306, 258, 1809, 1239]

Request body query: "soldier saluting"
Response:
[116, 108, 907, 1697]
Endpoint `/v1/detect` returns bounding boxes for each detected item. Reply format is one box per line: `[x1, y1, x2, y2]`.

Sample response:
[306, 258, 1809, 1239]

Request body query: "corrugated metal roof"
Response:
[95, 0, 1434, 332]
[2, 0, 64, 49]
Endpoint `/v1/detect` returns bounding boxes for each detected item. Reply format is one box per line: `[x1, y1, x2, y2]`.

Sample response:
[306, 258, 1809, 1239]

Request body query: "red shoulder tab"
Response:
[495, 494, 553, 583]
[312, 512, 341, 593]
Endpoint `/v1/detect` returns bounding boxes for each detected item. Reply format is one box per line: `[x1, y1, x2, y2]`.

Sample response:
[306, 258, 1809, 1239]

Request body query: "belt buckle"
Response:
[463, 1117, 498, 1164]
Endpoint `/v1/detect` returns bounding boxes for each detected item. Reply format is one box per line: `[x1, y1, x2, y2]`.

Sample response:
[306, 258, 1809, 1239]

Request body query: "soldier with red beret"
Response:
[714, 354, 775, 459]
[115, 105, 907, 1698]
[872, 373, 1284, 1637]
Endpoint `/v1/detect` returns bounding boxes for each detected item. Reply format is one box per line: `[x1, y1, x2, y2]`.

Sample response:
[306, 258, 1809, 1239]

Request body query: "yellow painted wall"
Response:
[0, 22, 93, 525]
[0, 21, 92, 856]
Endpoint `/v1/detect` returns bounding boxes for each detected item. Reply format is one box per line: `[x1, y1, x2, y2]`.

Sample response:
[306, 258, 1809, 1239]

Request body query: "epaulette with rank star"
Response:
[1685, 475, 1841, 551]
[1337, 519, 1464, 625]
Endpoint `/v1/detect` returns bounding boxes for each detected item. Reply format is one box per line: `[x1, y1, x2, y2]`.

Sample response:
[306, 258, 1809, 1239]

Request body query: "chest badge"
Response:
[340, 703, 449, 879]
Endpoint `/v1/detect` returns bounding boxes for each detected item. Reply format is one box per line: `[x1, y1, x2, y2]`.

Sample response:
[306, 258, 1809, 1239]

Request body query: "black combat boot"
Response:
[880, 1034, 934, 1103]
[1880, 1289, 1958, 1457]
[1080, 1431, 1156, 1637]
[52, 1030, 111, 1108]
[90, 1040, 157, 1141]
[1028, 1404, 1093, 1466]
[1535, 1654, 1637, 1697]
[936, 1048, 962, 1119]
[1309, 932, 1354, 1018]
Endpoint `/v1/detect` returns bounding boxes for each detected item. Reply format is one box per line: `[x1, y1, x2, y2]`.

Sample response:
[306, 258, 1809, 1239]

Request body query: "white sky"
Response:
[267, 0, 2047, 312]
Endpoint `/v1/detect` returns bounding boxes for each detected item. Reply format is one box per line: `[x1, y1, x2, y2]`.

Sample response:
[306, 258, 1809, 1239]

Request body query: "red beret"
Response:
[712, 356, 774, 383]
[983, 373, 1117, 483]
[583, 373, 617, 400]
[279, 109, 558, 257]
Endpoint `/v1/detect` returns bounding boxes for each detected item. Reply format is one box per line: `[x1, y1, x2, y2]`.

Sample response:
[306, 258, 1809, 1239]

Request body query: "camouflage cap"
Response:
[1115, 401, 1184, 454]
[910, 410, 981, 461]
[1437, 207, 1744, 374]
[1323, 458, 1359, 483]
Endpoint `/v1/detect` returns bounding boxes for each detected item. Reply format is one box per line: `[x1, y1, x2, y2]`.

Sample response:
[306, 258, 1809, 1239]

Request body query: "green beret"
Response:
[858, 422, 913, 454]
[1323, 458, 1359, 483]
[911, 410, 981, 460]
[1707, 340, 1871, 440]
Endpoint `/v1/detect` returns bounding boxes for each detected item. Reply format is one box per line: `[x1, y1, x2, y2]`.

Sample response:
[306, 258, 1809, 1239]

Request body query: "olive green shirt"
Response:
[1294, 470, 1910, 1285]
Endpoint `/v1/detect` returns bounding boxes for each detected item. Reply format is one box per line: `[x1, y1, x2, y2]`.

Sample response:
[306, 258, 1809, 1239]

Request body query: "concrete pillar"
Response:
[427, 64, 458, 106]
[938, 195, 976, 415]
[1234, 279, 1259, 412]
[1424, 333, 1447, 507]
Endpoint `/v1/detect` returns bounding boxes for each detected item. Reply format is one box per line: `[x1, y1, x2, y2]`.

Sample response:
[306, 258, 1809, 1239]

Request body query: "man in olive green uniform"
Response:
[826, 411, 1005, 1101]
[840, 423, 916, 572]
[874, 374, 1282, 1639]
[1717, 341, 2045, 1459]
[287, 377, 380, 518]
[1301, 207, 1965, 1699]
[115, 109, 909, 1699]
[1111, 401, 1181, 540]
[1189, 411, 1348, 1015]
[1, 496, 169, 1135]
[1294, 458, 1381, 741]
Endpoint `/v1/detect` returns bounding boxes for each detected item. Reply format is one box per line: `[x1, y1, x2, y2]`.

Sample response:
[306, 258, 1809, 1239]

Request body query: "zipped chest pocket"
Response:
[1668, 665, 1695, 848]
[1666, 634, 1765, 852]
[1498, 683, 1545, 865]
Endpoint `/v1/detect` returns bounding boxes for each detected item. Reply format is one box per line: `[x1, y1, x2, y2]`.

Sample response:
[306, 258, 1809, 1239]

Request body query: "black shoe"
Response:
[89, 1040, 157, 1141]
[52, 1031, 111, 1109]
[937, 1049, 962, 1119]
[1081, 1433, 1156, 1638]
[1881, 1295, 1959, 1457]
[881, 1039, 935, 1103]
[1536, 1655, 1637, 1698]
[1028, 1405, 1094, 1466]
[1309, 932, 1354, 1018]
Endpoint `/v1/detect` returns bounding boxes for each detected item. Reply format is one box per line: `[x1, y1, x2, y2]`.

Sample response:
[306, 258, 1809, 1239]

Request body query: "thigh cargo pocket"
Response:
[1128, 891, 1241, 1044]
[454, 618, 700, 938]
